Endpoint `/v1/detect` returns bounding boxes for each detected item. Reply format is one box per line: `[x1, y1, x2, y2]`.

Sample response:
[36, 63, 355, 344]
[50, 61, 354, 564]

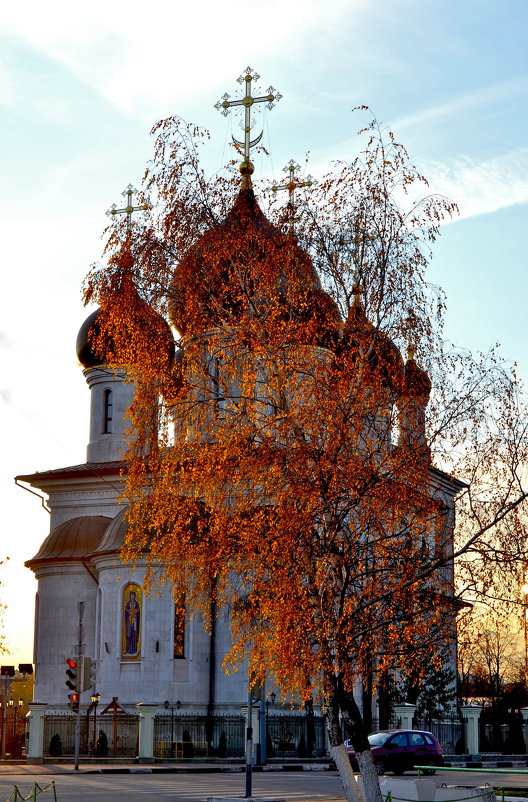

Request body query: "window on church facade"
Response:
[103, 389, 113, 434]
[173, 597, 185, 658]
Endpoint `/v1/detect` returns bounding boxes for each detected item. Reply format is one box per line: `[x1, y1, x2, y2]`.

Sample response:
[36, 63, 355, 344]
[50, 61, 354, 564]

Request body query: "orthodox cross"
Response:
[271, 160, 313, 230]
[106, 184, 149, 231]
[215, 67, 282, 185]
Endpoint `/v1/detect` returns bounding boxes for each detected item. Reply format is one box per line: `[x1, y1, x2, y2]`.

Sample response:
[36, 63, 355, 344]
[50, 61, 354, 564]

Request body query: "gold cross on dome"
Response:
[106, 184, 149, 231]
[271, 160, 313, 203]
[215, 67, 282, 185]
[271, 160, 313, 230]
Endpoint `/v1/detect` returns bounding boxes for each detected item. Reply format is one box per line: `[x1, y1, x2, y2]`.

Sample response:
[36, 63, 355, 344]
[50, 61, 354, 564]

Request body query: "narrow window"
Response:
[173, 596, 186, 658]
[103, 389, 113, 434]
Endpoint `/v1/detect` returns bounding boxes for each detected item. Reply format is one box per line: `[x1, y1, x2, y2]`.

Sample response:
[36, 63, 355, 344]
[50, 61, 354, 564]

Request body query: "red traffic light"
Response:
[66, 658, 78, 691]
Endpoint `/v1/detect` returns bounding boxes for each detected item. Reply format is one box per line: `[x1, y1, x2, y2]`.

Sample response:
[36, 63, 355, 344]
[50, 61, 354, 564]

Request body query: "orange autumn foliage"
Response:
[83, 112, 528, 726]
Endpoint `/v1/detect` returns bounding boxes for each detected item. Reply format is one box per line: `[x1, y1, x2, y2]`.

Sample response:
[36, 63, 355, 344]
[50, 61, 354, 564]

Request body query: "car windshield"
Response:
[368, 732, 392, 747]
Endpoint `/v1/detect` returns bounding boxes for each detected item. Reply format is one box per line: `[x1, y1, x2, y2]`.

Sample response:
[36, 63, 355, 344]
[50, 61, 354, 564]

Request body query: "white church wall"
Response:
[32, 563, 97, 705]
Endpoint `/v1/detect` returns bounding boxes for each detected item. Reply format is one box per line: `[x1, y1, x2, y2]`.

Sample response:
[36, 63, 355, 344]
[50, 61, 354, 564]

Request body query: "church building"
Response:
[17, 70, 464, 763]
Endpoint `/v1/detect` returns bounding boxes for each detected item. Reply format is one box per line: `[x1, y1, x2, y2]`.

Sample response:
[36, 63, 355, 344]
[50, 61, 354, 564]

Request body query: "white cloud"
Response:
[392, 76, 528, 133]
[2, 0, 364, 116]
[425, 147, 528, 221]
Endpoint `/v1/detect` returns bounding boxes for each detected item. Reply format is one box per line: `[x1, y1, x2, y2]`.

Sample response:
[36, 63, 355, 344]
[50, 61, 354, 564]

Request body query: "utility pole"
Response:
[245, 684, 253, 798]
[74, 601, 85, 771]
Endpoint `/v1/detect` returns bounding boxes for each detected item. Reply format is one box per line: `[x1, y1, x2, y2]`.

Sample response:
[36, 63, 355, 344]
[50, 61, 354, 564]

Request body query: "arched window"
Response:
[103, 389, 113, 434]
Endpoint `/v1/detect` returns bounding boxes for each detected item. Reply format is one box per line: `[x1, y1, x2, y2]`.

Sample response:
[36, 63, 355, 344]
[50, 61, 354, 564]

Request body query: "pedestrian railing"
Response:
[4, 780, 57, 802]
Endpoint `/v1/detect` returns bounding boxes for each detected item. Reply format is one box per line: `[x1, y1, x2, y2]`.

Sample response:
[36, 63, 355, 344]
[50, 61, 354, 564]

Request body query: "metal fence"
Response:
[267, 713, 327, 758]
[479, 714, 526, 754]
[0, 708, 26, 758]
[153, 713, 245, 759]
[43, 714, 139, 758]
[413, 715, 463, 755]
[153, 711, 326, 759]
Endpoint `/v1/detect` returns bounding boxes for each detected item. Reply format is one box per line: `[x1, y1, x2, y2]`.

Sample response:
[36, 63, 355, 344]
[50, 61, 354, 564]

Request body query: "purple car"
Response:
[346, 729, 444, 775]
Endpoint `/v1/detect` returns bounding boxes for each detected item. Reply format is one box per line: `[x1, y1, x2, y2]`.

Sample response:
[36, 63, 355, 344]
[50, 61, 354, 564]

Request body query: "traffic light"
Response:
[68, 692, 79, 712]
[65, 658, 78, 692]
[80, 657, 97, 691]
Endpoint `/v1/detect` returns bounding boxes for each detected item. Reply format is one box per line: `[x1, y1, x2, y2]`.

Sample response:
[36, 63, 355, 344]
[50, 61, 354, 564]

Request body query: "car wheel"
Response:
[422, 768, 437, 776]
[392, 767, 405, 776]
[374, 760, 385, 776]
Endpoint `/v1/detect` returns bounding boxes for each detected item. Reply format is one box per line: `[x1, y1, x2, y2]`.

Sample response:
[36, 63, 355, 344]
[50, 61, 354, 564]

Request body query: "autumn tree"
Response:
[84, 109, 528, 802]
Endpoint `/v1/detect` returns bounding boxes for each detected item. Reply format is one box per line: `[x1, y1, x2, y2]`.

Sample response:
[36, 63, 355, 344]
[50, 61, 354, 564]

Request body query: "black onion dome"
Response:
[25, 516, 111, 568]
[402, 347, 432, 398]
[76, 308, 104, 368]
[169, 187, 341, 345]
[76, 300, 175, 370]
[340, 298, 403, 392]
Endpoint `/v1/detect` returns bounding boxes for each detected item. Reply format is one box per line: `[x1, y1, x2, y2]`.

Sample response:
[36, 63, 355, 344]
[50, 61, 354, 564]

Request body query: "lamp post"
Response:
[164, 700, 181, 758]
[15, 700, 23, 757]
[7, 700, 13, 755]
[90, 693, 100, 756]
[305, 697, 315, 758]
[265, 692, 276, 760]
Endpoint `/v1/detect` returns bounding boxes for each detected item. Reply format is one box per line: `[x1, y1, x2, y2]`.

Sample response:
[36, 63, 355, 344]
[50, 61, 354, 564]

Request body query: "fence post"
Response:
[460, 704, 482, 757]
[26, 704, 48, 763]
[136, 703, 158, 762]
[392, 703, 417, 731]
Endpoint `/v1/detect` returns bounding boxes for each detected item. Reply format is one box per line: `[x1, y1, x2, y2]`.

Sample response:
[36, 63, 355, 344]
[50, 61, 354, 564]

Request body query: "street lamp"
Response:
[265, 692, 276, 760]
[90, 693, 100, 756]
[7, 700, 13, 754]
[164, 700, 181, 758]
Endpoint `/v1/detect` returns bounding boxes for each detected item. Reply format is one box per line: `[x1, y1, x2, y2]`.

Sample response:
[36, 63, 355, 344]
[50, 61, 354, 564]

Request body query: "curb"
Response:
[85, 764, 335, 775]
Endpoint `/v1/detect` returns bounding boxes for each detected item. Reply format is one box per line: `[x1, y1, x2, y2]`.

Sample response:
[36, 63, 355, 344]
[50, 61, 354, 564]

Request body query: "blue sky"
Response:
[1, 0, 526, 663]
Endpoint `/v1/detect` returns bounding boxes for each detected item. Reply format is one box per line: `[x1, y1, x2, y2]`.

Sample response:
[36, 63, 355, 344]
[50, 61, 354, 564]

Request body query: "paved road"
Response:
[0, 770, 346, 802]
[0, 769, 526, 802]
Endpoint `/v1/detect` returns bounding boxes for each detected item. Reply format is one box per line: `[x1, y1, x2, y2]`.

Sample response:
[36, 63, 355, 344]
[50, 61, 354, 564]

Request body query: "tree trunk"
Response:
[340, 688, 384, 802]
[325, 680, 366, 802]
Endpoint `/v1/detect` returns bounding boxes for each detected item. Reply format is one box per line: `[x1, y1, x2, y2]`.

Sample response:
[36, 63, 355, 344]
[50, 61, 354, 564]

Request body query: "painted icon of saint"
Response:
[123, 588, 141, 656]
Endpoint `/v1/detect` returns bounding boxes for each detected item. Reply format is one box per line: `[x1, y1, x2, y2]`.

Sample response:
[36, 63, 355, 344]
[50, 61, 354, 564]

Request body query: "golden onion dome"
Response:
[340, 294, 404, 392]
[169, 187, 341, 348]
[401, 345, 432, 398]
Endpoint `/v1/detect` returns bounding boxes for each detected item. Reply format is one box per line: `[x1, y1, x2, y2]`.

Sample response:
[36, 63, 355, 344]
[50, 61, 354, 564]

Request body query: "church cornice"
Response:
[16, 460, 126, 485]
